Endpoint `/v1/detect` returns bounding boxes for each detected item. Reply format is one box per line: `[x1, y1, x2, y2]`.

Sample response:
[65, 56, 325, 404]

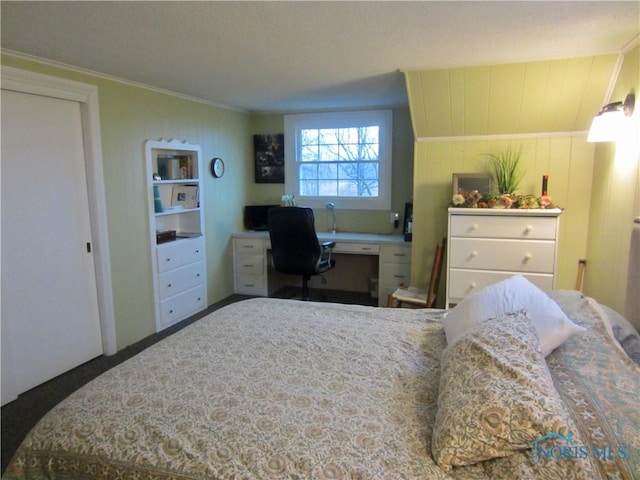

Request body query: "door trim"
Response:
[2, 66, 116, 355]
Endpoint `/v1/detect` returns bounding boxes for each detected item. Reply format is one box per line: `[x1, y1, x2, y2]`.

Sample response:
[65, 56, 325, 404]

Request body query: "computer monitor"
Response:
[243, 204, 279, 231]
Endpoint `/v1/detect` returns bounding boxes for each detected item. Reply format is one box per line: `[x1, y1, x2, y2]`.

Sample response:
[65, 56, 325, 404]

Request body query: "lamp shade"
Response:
[587, 110, 625, 142]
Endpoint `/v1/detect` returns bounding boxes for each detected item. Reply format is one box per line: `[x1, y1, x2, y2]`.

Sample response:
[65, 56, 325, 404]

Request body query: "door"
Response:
[1, 89, 103, 395]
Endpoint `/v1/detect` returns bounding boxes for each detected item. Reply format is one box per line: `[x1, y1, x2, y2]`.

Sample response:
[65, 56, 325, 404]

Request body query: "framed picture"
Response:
[171, 185, 199, 209]
[452, 173, 493, 196]
[254, 133, 284, 184]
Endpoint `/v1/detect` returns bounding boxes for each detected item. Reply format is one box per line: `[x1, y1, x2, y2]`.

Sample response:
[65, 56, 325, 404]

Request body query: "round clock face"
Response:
[211, 158, 225, 178]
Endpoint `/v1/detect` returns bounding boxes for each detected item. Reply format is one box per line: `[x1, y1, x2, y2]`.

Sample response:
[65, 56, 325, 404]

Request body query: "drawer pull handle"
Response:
[169, 309, 174, 314]
[470, 251, 478, 258]
[197, 297, 201, 301]
[361, 247, 372, 251]
[524, 225, 533, 234]
[243, 245, 254, 249]
[196, 273, 200, 277]
[243, 264, 254, 268]
[393, 275, 406, 279]
[469, 282, 477, 289]
[244, 284, 255, 288]
[195, 250, 200, 254]
[524, 253, 533, 262]
[165, 258, 171, 262]
[393, 253, 405, 257]
[471, 223, 479, 231]
[167, 283, 172, 288]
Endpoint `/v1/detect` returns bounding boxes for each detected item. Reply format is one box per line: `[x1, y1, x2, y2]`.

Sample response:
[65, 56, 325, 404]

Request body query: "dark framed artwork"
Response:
[254, 134, 284, 184]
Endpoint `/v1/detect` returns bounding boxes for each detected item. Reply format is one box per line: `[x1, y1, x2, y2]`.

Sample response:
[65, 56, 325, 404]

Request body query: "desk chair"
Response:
[387, 237, 446, 309]
[268, 206, 336, 300]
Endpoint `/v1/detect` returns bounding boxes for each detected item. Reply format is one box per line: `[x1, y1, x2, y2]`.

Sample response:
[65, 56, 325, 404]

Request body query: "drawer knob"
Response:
[470, 251, 478, 258]
[524, 225, 533, 234]
[471, 223, 479, 231]
[524, 253, 533, 262]
[167, 283, 172, 288]
[165, 258, 171, 262]
[469, 282, 477, 289]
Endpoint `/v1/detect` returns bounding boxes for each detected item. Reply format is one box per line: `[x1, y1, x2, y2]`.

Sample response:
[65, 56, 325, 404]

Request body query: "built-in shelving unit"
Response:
[145, 139, 207, 332]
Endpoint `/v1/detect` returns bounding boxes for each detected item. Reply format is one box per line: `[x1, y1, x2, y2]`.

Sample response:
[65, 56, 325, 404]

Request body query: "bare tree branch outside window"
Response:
[299, 126, 380, 198]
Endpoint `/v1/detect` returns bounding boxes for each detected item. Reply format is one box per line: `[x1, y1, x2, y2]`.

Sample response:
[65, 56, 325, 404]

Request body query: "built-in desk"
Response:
[232, 231, 411, 306]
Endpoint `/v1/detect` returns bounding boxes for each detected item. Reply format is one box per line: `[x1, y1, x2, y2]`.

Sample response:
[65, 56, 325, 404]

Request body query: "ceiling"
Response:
[1, 1, 638, 113]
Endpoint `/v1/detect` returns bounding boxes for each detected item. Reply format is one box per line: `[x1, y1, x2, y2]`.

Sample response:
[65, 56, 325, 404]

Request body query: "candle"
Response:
[541, 175, 548, 196]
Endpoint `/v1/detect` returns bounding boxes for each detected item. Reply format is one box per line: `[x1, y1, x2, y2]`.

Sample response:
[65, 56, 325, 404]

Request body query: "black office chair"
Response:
[268, 206, 336, 300]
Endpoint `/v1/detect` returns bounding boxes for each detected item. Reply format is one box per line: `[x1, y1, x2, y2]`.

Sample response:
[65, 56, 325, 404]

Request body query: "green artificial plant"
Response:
[486, 145, 524, 194]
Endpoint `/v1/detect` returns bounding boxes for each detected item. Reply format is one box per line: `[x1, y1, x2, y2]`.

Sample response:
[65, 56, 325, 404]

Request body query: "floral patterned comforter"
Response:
[4, 293, 639, 479]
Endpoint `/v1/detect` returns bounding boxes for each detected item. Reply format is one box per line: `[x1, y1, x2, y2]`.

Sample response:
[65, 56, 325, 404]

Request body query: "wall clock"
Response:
[210, 157, 225, 178]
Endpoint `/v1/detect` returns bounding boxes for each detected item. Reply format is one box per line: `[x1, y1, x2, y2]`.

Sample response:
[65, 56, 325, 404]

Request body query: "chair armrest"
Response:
[321, 241, 336, 250]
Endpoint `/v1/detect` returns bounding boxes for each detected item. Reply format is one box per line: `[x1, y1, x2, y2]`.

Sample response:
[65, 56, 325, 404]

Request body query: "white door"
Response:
[1, 89, 103, 395]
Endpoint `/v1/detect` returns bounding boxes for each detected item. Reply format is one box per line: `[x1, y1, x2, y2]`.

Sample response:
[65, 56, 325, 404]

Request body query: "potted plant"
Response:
[486, 145, 524, 195]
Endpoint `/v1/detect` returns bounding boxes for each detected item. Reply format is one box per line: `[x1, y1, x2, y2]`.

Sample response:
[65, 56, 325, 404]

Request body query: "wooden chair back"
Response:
[426, 237, 446, 308]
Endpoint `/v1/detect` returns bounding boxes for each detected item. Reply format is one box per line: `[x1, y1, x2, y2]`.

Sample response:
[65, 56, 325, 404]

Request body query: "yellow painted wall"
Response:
[248, 108, 415, 234]
[585, 45, 640, 312]
[405, 55, 620, 307]
[412, 136, 594, 304]
[1, 54, 252, 350]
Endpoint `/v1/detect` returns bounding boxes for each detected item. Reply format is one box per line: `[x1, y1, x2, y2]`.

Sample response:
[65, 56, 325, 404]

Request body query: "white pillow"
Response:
[443, 275, 585, 356]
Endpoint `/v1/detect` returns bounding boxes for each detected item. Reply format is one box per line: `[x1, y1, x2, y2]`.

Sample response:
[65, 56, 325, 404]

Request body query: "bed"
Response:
[4, 277, 639, 479]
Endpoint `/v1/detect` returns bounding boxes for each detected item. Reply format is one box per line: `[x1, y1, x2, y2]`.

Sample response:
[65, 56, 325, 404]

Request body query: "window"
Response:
[284, 110, 392, 210]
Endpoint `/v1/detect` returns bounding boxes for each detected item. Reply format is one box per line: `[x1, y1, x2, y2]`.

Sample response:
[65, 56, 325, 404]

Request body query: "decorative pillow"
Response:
[432, 311, 571, 471]
[443, 275, 585, 356]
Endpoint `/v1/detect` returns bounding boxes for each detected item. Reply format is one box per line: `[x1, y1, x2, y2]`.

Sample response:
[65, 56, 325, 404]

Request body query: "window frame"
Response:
[284, 110, 392, 210]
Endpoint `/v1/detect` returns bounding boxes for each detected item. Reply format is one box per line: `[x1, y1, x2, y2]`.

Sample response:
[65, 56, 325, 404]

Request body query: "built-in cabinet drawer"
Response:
[158, 261, 205, 300]
[155, 236, 207, 327]
[235, 274, 269, 296]
[446, 209, 561, 307]
[379, 243, 412, 306]
[234, 254, 265, 276]
[233, 237, 269, 296]
[157, 237, 205, 273]
[159, 284, 207, 328]
[333, 243, 380, 255]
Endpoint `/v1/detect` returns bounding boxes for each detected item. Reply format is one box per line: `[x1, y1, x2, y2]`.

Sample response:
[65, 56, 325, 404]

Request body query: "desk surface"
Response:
[232, 230, 407, 245]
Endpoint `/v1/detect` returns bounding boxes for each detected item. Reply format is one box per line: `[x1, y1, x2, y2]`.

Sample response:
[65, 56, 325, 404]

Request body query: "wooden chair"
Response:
[387, 237, 446, 308]
[575, 259, 587, 291]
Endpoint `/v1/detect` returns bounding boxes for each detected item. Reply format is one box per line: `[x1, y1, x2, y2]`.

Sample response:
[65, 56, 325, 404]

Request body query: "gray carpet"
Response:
[1, 289, 376, 474]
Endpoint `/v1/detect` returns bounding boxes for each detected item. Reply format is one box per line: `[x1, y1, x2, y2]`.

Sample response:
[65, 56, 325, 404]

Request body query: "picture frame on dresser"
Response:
[452, 173, 492, 195]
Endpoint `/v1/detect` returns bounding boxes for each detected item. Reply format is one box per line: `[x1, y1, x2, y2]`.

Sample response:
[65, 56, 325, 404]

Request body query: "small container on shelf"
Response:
[156, 229, 177, 244]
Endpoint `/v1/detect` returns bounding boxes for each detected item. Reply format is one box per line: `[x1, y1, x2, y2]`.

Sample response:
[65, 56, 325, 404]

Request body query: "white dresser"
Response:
[446, 208, 562, 307]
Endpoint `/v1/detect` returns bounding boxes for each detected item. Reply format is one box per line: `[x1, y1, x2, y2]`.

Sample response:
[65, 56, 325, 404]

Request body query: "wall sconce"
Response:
[587, 93, 635, 142]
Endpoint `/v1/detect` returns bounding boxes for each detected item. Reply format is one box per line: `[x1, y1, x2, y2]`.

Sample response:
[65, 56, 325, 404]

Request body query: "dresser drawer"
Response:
[233, 237, 266, 254]
[235, 274, 268, 296]
[157, 237, 205, 273]
[450, 215, 557, 240]
[234, 254, 265, 275]
[380, 245, 411, 264]
[159, 284, 207, 328]
[449, 238, 555, 273]
[158, 261, 205, 300]
[448, 269, 554, 300]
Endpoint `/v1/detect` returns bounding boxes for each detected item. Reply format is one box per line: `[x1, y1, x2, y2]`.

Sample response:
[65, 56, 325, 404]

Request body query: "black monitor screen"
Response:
[243, 205, 279, 231]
